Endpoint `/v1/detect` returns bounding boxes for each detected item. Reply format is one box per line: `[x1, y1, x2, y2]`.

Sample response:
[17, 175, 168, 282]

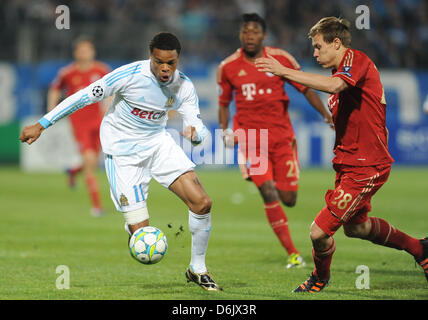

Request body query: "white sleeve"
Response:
[39, 62, 142, 129]
[175, 82, 209, 144]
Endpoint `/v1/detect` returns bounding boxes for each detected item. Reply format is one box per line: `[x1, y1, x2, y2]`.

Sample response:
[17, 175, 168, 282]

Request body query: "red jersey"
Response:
[217, 47, 307, 137]
[50, 61, 110, 128]
[329, 48, 394, 166]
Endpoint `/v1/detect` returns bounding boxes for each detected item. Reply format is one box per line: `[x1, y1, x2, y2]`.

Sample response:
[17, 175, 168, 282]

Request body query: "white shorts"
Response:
[104, 132, 195, 212]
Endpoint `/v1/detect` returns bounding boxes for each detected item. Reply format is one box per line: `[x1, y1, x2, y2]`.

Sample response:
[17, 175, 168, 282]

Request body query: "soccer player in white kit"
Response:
[20, 32, 222, 291]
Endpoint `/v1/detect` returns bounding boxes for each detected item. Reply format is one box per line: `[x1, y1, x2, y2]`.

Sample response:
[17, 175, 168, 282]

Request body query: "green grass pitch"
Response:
[0, 165, 427, 300]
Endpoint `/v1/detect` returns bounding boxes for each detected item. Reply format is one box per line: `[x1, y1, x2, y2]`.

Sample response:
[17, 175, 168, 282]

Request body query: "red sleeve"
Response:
[217, 62, 233, 106]
[275, 55, 308, 94]
[332, 50, 369, 88]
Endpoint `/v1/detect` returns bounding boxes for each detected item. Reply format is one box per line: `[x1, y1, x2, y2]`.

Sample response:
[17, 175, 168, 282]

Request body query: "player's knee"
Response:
[343, 225, 358, 238]
[279, 191, 297, 207]
[259, 182, 279, 203]
[190, 195, 212, 214]
[343, 222, 370, 239]
[309, 221, 327, 242]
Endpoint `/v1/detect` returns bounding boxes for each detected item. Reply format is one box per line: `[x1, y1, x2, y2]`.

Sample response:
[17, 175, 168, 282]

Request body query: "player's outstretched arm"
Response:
[255, 55, 347, 94]
[20, 122, 44, 145]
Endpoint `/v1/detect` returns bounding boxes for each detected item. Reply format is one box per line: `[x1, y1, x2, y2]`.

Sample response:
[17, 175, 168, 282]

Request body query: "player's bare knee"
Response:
[310, 221, 327, 242]
[343, 222, 370, 239]
[190, 195, 212, 214]
[343, 225, 358, 238]
[280, 192, 297, 207]
[259, 182, 279, 203]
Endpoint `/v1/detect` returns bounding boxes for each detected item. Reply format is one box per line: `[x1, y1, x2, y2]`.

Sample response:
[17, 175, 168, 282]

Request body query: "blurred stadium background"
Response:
[0, 0, 427, 169]
[0, 0, 428, 170]
[1, 0, 428, 301]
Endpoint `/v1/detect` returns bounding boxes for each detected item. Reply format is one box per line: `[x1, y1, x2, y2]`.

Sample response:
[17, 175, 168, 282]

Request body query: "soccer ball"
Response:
[129, 226, 168, 264]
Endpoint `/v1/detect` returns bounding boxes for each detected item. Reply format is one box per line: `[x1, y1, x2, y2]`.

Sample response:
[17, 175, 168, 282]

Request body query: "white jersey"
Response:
[39, 59, 208, 156]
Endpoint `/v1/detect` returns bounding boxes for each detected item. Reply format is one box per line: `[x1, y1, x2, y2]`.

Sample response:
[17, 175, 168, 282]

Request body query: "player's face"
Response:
[239, 22, 266, 57]
[150, 48, 179, 83]
[74, 41, 95, 63]
[311, 34, 337, 69]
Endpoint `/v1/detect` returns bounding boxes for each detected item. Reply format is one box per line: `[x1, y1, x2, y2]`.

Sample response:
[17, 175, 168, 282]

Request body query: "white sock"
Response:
[188, 210, 211, 274]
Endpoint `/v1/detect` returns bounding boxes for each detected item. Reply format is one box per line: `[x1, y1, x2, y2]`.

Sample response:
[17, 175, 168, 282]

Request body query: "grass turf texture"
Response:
[0, 165, 427, 300]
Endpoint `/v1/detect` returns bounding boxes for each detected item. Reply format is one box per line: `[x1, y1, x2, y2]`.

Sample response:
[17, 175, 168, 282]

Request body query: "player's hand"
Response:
[222, 128, 236, 148]
[181, 126, 200, 145]
[237, 149, 251, 181]
[19, 123, 44, 145]
[324, 114, 334, 130]
[255, 54, 288, 77]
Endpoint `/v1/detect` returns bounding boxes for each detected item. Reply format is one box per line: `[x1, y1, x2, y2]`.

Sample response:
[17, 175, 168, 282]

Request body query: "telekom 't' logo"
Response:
[242, 83, 256, 101]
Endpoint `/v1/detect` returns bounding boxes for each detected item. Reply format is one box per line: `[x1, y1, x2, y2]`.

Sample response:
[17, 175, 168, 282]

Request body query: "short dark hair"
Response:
[241, 13, 266, 32]
[149, 32, 181, 55]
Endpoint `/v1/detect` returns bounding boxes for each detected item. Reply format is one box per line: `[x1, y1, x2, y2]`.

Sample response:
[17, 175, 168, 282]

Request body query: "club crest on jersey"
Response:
[164, 96, 175, 108]
[120, 194, 129, 207]
[337, 66, 352, 77]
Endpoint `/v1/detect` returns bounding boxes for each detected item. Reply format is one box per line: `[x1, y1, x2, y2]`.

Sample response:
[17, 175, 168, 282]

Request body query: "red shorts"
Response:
[238, 128, 299, 191]
[70, 121, 101, 154]
[314, 163, 392, 236]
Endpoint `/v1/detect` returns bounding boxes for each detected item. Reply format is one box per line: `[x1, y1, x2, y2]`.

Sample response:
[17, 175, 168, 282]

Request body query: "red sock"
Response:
[264, 201, 298, 255]
[368, 217, 422, 258]
[312, 238, 336, 280]
[85, 174, 102, 209]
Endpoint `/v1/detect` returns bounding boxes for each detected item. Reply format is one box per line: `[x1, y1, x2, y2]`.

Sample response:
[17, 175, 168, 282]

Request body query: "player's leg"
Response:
[293, 217, 333, 293]
[341, 164, 424, 260]
[276, 137, 299, 208]
[152, 133, 221, 291]
[169, 171, 211, 267]
[270, 136, 304, 267]
[66, 166, 82, 188]
[294, 166, 345, 293]
[82, 148, 103, 216]
[343, 217, 423, 255]
[66, 123, 84, 188]
[73, 125, 104, 216]
[278, 190, 297, 207]
[343, 208, 426, 281]
[104, 153, 151, 236]
[169, 171, 221, 291]
[258, 181, 299, 256]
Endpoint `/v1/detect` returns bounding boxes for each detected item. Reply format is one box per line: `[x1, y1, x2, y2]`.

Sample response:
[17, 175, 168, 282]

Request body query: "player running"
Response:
[20, 32, 222, 291]
[256, 16, 428, 292]
[48, 37, 111, 217]
[218, 13, 333, 269]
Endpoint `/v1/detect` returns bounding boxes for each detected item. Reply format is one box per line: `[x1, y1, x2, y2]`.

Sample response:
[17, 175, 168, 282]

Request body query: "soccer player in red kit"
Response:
[256, 16, 428, 292]
[218, 13, 333, 268]
[48, 37, 111, 216]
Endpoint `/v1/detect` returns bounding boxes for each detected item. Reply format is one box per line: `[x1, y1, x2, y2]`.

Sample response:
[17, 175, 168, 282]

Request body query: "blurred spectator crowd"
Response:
[1, 0, 427, 68]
